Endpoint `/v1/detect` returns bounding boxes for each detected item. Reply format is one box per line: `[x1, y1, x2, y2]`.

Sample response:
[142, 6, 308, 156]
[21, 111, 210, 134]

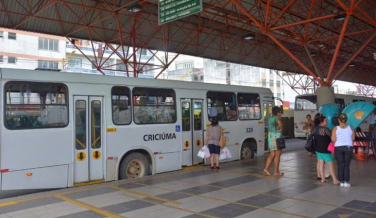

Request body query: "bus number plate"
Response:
[246, 128, 253, 133]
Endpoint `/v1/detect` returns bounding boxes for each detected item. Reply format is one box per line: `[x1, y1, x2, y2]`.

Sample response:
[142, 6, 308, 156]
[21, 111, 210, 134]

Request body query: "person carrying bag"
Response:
[264, 106, 284, 176]
[204, 117, 223, 170]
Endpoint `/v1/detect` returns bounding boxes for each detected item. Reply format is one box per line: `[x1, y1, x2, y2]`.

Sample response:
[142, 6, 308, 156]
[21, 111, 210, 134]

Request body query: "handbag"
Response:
[276, 137, 286, 149]
[275, 121, 285, 149]
[327, 142, 335, 153]
[219, 133, 226, 148]
[305, 127, 317, 152]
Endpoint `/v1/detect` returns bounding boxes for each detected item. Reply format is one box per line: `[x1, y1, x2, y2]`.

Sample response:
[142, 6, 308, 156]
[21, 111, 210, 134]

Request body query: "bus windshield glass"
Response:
[295, 96, 317, 110]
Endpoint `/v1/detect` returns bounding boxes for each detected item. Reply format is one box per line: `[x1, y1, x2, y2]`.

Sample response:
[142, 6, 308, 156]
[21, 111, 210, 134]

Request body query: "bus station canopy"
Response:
[0, 0, 376, 86]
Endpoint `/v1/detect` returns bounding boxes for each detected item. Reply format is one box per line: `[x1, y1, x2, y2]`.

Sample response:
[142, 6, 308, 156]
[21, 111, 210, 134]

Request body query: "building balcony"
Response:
[63, 67, 154, 78]
[66, 45, 155, 62]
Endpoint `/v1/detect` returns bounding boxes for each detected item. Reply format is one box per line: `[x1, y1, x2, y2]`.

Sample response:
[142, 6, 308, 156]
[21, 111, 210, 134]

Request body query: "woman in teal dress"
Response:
[264, 106, 284, 176]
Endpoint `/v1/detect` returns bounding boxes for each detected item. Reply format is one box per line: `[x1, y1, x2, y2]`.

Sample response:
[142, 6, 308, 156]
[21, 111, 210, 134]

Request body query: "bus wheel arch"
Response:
[241, 139, 257, 160]
[118, 149, 153, 180]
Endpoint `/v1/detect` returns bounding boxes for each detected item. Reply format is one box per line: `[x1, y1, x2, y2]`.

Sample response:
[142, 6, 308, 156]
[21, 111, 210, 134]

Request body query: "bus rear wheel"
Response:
[241, 142, 255, 160]
[120, 153, 150, 179]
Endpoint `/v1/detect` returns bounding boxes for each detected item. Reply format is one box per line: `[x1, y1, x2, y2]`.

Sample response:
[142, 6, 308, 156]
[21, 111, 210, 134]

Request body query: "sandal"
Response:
[210, 166, 214, 170]
[216, 166, 220, 170]
[264, 169, 271, 176]
[274, 172, 284, 176]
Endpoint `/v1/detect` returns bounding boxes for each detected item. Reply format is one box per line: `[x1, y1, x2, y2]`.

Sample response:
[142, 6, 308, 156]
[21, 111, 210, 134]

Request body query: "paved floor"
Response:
[0, 140, 375, 218]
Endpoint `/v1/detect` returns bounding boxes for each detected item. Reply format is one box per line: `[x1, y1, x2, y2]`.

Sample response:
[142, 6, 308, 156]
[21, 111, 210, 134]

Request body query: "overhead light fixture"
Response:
[334, 14, 346, 21]
[128, 2, 142, 13]
[349, 62, 356, 67]
[310, 52, 317, 57]
[244, 33, 255, 40]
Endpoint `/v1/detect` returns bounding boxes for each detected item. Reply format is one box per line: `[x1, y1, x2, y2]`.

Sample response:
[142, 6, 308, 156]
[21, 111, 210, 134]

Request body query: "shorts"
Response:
[316, 152, 333, 163]
[208, 144, 220, 154]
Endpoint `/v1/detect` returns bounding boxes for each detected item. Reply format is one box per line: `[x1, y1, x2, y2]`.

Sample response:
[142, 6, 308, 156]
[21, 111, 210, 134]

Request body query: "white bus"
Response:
[0, 68, 274, 190]
[294, 94, 376, 138]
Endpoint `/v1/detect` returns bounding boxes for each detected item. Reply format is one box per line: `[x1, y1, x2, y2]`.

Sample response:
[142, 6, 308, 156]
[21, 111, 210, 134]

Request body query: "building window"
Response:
[8, 57, 16, 64]
[176, 62, 194, 69]
[0, 56, 3, 63]
[112, 86, 131, 125]
[262, 79, 267, 87]
[38, 38, 59, 51]
[276, 81, 281, 87]
[67, 58, 82, 68]
[270, 80, 274, 86]
[277, 93, 281, 99]
[136, 49, 147, 55]
[8, 32, 16, 40]
[91, 60, 96, 69]
[0, 31, 3, 38]
[207, 91, 238, 121]
[5, 82, 68, 129]
[133, 87, 176, 124]
[237, 93, 261, 120]
[38, 60, 58, 69]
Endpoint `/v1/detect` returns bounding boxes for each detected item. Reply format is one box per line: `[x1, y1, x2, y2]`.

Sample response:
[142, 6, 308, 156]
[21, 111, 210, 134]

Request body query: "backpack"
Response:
[305, 127, 317, 152]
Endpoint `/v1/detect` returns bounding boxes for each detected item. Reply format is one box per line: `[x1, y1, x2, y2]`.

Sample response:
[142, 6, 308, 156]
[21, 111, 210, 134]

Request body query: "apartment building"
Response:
[0, 27, 66, 70]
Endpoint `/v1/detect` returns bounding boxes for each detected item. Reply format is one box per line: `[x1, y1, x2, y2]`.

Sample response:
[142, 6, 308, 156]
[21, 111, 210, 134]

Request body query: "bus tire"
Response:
[241, 141, 255, 160]
[119, 152, 150, 179]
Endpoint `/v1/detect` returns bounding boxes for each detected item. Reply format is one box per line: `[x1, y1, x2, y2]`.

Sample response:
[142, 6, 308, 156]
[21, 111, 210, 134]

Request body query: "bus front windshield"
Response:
[295, 96, 317, 110]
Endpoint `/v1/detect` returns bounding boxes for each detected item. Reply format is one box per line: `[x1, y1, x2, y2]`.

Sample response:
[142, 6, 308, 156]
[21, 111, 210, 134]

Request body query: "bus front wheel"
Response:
[120, 153, 150, 179]
[241, 142, 255, 160]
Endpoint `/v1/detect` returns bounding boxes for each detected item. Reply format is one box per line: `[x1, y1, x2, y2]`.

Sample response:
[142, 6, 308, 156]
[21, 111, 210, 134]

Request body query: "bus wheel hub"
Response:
[127, 160, 141, 177]
[242, 148, 251, 159]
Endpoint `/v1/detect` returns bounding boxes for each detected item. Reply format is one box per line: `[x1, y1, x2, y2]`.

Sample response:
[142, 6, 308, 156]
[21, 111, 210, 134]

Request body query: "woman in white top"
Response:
[331, 113, 355, 188]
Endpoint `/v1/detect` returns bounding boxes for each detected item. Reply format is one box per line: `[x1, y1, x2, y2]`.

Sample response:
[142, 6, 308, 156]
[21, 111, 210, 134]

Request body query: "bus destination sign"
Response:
[159, 0, 202, 25]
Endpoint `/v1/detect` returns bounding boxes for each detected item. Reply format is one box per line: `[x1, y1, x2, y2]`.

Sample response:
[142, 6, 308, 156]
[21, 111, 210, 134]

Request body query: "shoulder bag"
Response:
[305, 127, 319, 152]
[275, 120, 285, 150]
[219, 128, 226, 148]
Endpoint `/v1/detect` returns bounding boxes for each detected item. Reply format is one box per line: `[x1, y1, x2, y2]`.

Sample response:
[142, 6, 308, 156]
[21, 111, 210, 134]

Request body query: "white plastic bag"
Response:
[220, 147, 232, 160]
[197, 146, 210, 159]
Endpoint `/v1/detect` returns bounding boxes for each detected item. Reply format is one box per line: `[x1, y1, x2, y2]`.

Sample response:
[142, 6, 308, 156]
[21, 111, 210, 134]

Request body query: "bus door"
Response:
[263, 102, 273, 151]
[74, 96, 104, 183]
[181, 99, 204, 166]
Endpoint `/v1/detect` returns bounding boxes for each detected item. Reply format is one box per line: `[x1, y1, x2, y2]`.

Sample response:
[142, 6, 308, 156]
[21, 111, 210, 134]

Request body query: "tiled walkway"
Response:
[0, 140, 375, 218]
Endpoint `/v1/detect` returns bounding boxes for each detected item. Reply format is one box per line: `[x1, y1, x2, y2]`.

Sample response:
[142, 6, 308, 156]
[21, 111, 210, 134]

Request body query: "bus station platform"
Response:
[0, 140, 375, 218]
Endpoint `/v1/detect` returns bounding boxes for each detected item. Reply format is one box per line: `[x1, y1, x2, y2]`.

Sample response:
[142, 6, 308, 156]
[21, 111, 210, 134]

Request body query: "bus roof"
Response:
[0, 68, 273, 95]
[296, 93, 375, 101]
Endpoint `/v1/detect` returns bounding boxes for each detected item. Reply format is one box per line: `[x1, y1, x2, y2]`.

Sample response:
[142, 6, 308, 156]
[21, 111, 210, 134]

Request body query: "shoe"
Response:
[344, 182, 351, 188]
[210, 166, 214, 170]
[216, 166, 220, 170]
[340, 183, 345, 187]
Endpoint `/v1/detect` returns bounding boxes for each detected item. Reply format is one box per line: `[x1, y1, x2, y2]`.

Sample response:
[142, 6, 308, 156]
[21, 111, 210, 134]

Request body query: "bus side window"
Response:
[237, 93, 261, 120]
[5, 82, 68, 130]
[133, 87, 176, 124]
[112, 86, 131, 125]
[207, 91, 237, 121]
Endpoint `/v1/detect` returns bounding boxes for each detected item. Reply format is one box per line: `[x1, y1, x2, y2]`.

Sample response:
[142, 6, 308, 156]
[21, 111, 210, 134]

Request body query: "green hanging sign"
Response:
[159, 0, 202, 25]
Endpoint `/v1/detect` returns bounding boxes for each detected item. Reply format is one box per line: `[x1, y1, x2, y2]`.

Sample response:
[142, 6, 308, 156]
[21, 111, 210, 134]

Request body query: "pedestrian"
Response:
[313, 115, 340, 184]
[331, 113, 355, 188]
[313, 113, 330, 180]
[204, 116, 223, 170]
[264, 106, 284, 176]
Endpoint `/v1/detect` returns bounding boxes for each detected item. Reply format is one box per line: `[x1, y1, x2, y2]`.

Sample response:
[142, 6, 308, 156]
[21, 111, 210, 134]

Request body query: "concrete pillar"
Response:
[317, 86, 335, 109]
